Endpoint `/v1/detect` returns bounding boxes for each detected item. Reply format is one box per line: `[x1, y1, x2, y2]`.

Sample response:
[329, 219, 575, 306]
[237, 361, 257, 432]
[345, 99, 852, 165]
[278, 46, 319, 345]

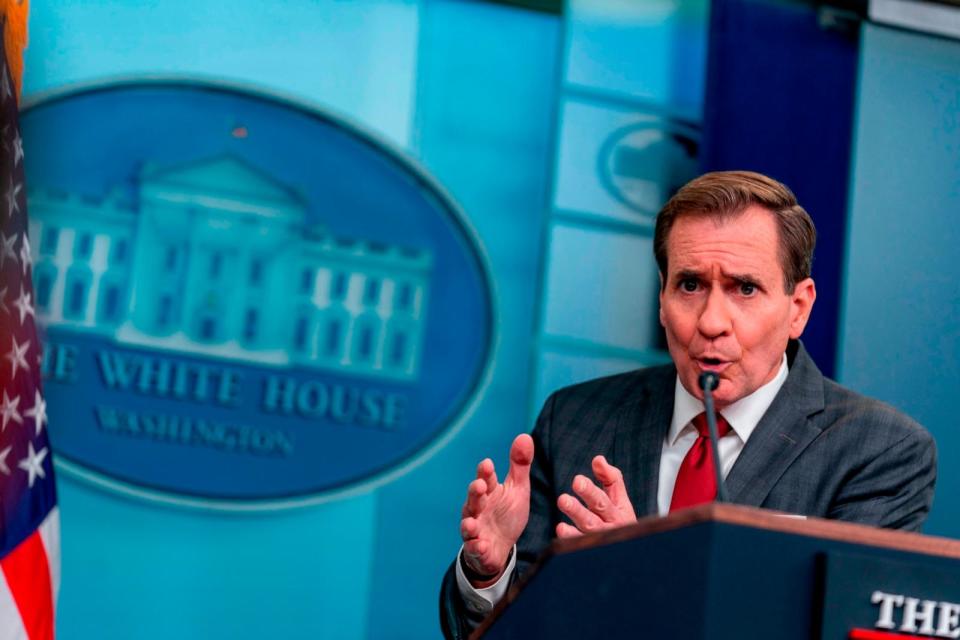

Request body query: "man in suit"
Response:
[440, 171, 936, 638]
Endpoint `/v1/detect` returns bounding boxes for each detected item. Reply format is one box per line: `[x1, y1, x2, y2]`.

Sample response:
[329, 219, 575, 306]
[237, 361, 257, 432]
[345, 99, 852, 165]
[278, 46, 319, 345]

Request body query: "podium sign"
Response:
[821, 553, 960, 640]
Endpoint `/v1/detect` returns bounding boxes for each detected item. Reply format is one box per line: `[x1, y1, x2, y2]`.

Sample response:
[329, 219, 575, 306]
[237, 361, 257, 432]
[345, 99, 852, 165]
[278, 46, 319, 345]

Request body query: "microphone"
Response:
[698, 372, 729, 503]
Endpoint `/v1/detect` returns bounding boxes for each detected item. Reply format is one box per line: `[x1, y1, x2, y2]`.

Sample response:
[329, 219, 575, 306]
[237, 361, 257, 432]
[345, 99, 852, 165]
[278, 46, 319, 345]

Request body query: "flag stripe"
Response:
[0, 530, 54, 640]
[36, 509, 59, 616]
[0, 571, 28, 640]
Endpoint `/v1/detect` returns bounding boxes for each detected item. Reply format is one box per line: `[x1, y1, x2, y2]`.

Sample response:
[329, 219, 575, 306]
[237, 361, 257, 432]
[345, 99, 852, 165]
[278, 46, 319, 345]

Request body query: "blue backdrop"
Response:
[18, 1, 960, 638]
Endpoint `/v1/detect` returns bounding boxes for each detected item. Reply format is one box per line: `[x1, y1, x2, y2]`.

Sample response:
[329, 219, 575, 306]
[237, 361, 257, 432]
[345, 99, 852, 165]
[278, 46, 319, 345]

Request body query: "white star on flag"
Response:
[5, 180, 21, 217]
[0, 285, 8, 316]
[12, 131, 23, 166]
[5, 336, 30, 380]
[0, 389, 22, 431]
[24, 390, 47, 436]
[0, 444, 11, 475]
[13, 287, 34, 325]
[18, 232, 31, 273]
[17, 442, 48, 488]
[0, 232, 17, 268]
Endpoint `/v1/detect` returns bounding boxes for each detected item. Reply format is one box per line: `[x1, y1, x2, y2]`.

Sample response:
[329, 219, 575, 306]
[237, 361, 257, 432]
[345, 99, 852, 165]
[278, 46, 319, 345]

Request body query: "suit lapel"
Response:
[725, 341, 826, 507]
[612, 366, 675, 517]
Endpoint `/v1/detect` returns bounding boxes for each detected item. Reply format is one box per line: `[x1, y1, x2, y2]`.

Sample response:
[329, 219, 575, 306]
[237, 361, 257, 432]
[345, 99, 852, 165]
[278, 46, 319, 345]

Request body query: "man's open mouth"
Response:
[696, 357, 731, 372]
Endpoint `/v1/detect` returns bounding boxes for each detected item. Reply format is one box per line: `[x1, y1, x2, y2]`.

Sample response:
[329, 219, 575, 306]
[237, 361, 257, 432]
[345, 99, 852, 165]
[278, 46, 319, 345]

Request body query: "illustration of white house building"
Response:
[27, 155, 432, 381]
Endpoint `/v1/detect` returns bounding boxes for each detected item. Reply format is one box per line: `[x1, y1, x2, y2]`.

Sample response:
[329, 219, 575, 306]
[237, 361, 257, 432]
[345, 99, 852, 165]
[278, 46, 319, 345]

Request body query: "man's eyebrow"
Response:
[673, 269, 703, 280]
[672, 268, 767, 285]
[724, 271, 765, 286]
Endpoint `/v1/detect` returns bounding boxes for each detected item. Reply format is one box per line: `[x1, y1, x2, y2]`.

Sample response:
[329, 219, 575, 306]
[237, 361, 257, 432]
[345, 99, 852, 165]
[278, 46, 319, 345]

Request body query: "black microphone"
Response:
[698, 372, 729, 503]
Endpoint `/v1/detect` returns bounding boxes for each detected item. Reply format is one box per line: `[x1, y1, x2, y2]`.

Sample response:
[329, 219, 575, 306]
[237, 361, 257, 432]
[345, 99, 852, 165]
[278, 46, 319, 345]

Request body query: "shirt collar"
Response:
[668, 353, 789, 446]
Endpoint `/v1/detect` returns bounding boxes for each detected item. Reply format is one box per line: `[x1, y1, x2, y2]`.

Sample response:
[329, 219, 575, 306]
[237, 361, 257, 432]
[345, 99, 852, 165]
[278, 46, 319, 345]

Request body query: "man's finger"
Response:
[571, 474, 614, 522]
[555, 522, 582, 539]
[557, 493, 602, 532]
[506, 434, 534, 488]
[460, 516, 479, 541]
[592, 455, 631, 507]
[463, 478, 488, 517]
[477, 458, 498, 493]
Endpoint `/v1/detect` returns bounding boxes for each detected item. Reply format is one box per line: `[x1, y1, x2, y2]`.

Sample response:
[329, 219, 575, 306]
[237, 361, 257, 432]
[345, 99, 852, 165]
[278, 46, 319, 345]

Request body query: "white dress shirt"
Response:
[457, 354, 789, 613]
[657, 354, 788, 515]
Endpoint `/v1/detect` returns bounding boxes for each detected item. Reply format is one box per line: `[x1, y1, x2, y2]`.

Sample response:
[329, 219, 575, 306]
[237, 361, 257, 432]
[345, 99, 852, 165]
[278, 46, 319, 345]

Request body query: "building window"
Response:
[325, 320, 341, 356]
[293, 314, 310, 352]
[243, 308, 258, 343]
[66, 278, 87, 319]
[390, 333, 407, 366]
[36, 267, 55, 310]
[249, 259, 263, 286]
[357, 326, 374, 362]
[156, 295, 173, 330]
[164, 246, 179, 273]
[300, 268, 314, 295]
[395, 283, 412, 312]
[40, 227, 59, 256]
[330, 272, 348, 301]
[208, 252, 223, 279]
[75, 233, 93, 261]
[98, 285, 122, 323]
[111, 239, 128, 265]
[363, 278, 380, 306]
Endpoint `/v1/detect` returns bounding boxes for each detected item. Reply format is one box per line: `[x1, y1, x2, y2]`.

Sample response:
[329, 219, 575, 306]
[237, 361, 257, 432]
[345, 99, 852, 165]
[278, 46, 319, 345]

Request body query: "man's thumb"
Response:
[507, 433, 534, 486]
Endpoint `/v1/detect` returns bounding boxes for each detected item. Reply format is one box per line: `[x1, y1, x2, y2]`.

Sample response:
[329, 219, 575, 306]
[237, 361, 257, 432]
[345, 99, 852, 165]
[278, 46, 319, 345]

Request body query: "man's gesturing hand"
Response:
[459, 434, 534, 587]
[556, 455, 636, 538]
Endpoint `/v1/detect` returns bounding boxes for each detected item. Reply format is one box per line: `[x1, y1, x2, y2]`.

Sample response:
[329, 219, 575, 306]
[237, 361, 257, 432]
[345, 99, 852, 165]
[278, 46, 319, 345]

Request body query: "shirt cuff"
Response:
[454, 545, 517, 615]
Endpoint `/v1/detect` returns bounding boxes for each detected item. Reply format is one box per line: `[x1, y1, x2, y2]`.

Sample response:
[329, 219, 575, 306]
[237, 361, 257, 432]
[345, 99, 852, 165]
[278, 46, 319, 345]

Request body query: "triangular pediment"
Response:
[142, 155, 304, 208]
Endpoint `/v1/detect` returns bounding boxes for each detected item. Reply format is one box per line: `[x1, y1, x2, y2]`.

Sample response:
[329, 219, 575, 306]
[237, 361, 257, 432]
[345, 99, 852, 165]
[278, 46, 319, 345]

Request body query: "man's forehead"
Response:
[665, 208, 784, 278]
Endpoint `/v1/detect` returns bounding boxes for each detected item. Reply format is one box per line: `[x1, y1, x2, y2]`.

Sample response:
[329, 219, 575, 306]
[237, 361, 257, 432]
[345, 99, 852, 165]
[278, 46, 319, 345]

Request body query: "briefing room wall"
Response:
[365, 3, 560, 638]
[838, 24, 960, 538]
[532, 0, 709, 418]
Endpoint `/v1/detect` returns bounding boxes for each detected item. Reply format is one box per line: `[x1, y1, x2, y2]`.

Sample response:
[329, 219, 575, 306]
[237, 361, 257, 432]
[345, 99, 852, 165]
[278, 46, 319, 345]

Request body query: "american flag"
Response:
[0, 27, 59, 640]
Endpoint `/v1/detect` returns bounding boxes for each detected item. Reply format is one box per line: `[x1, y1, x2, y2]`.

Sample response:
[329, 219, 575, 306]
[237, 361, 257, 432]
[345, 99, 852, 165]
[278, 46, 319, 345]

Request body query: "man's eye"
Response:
[740, 283, 757, 296]
[681, 279, 699, 292]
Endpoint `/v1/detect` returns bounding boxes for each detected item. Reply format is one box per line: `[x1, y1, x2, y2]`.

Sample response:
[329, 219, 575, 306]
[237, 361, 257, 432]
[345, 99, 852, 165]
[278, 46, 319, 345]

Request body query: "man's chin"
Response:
[711, 381, 749, 409]
[686, 375, 737, 409]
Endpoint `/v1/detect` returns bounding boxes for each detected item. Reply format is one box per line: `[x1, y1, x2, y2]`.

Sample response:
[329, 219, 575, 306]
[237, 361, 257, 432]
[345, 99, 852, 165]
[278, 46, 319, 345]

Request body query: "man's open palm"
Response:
[459, 434, 534, 584]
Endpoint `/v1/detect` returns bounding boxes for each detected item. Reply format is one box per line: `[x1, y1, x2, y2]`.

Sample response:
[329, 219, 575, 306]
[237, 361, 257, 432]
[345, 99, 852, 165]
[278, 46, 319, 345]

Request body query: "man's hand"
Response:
[556, 455, 636, 538]
[459, 434, 534, 587]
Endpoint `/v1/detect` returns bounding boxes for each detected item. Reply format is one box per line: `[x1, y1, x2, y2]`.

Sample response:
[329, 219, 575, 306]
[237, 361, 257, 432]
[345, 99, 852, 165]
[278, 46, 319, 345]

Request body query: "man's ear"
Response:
[788, 277, 816, 339]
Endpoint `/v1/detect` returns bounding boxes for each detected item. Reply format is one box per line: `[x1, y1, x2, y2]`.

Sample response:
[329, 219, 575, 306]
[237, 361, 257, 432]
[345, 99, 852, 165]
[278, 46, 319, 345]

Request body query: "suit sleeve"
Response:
[827, 426, 937, 532]
[438, 392, 561, 639]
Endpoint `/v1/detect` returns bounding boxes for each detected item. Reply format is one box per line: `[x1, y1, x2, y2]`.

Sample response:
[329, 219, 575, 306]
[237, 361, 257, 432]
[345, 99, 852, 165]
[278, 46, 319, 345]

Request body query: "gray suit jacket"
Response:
[440, 341, 937, 638]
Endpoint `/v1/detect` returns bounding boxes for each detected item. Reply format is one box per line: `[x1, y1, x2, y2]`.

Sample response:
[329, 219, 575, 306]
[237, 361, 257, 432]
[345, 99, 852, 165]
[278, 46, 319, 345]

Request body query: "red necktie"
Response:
[669, 412, 733, 513]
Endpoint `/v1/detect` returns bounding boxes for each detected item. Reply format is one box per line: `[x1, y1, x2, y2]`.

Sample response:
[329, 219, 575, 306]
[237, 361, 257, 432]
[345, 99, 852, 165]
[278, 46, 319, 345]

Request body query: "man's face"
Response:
[659, 206, 816, 408]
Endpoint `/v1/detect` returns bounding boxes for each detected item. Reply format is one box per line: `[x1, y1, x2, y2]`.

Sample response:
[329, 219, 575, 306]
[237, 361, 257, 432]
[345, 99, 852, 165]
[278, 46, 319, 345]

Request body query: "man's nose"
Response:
[697, 287, 732, 338]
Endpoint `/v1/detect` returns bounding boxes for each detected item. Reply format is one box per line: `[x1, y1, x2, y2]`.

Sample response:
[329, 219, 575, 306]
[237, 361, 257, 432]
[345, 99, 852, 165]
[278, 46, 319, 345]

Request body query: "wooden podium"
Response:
[475, 504, 960, 639]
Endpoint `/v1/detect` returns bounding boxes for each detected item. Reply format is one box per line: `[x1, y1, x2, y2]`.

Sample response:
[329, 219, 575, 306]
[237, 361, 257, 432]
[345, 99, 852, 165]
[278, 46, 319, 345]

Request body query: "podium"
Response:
[476, 504, 960, 639]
